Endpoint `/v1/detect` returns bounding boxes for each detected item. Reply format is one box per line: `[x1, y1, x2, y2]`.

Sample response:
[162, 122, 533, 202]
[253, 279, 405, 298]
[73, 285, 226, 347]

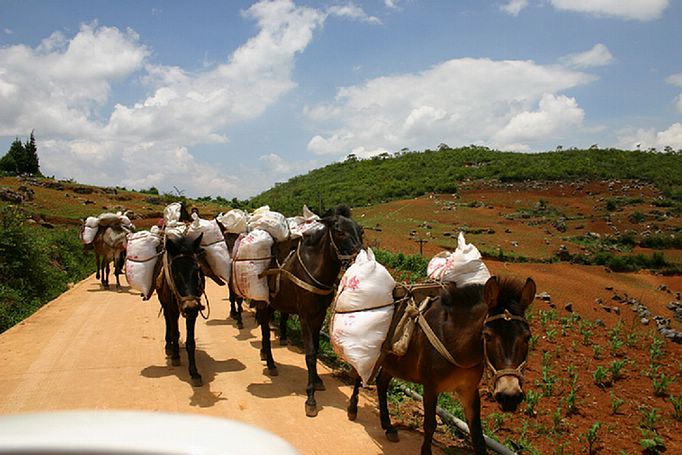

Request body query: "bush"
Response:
[0, 205, 92, 332]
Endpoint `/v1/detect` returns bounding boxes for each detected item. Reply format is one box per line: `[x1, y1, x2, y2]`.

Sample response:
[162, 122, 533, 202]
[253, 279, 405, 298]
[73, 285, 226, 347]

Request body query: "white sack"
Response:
[164, 220, 189, 239]
[97, 212, 121, 227]
[164, 202, 182, 225]
[80, 216, 99, 244]
[335, 248, 396, 312]
[217, 209, 249, 234]
[427, 232, 491, 286]
[186, 215, 231, 282]
[248, 208, 289, 242]
[331, 306, 394, 384]
[232, 229, 273, 302]
[125, 230, 161, 298]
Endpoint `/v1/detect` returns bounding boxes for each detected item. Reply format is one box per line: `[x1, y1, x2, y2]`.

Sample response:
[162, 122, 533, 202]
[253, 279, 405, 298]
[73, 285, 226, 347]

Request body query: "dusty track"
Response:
[0, 275, 432, 454]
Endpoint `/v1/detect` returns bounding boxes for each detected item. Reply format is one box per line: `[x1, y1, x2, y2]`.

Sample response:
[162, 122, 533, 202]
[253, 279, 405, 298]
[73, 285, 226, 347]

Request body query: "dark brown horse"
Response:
[255, 206, 364, 417]
[92, 225, 128, 289]
[347, 275, 535, 455]
[154, 232, 225, 386]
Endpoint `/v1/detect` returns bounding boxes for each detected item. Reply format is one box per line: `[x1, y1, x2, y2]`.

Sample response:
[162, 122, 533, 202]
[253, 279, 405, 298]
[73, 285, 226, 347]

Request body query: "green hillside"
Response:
[250, 146, 682, 215]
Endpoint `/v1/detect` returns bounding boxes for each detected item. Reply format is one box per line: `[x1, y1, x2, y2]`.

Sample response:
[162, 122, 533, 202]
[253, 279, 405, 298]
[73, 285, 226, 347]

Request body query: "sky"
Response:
[1, 0, 681, 199]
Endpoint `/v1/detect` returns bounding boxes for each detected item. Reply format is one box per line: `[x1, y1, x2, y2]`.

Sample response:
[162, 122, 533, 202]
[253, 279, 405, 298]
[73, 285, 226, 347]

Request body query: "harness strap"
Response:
[264, 268, 335, 295]
[126, 251, 163, 263]
[415, 306, 480, 370]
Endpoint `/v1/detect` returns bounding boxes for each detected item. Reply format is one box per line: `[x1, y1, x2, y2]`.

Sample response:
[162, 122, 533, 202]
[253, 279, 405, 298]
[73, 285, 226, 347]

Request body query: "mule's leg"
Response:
[163, 303, 181, 366]
[459, 386, 487, 455]
[279, 312, 289, 346]
[114, 252, 122, 290]
[231, 294, 244, 329]
[256, 304, 277, 375]
[347, 373, 362, 421]
[420, 386, 439, 455]
[102, 258, 110, 289]
[377, 371, 399, 442]
[185, 310, 203, 387]
[301, 317, 325, 417]
[95, 253, 101, 280]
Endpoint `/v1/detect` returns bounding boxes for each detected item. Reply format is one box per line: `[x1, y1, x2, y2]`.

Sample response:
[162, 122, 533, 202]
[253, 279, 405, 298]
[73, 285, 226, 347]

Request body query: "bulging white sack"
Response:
[232, 229, 273, 302]
[427, 232, 491, 286]
[248, 207, 289, 242]
[184, 215, 231, 282]
[164, 202, 182, 225]
[97, 212, 121, 227]
[80, 216, 99, 244]
[331, 305, 394, 384]
[125, 230, 161, 298]
[217, 209, 249, 234]
[334, 248, 396, 312]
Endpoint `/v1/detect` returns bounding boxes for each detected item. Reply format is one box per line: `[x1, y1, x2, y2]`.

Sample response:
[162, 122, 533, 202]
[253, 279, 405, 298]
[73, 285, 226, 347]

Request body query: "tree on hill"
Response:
[0, 131, 41, 176]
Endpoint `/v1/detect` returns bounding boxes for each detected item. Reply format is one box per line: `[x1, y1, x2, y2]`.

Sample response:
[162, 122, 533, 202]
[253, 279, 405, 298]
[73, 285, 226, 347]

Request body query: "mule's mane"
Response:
[439, 282, 483, 309]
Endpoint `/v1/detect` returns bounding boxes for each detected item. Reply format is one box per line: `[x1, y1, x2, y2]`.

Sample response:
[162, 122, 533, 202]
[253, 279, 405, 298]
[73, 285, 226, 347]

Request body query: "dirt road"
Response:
[0, 275, 431, 454]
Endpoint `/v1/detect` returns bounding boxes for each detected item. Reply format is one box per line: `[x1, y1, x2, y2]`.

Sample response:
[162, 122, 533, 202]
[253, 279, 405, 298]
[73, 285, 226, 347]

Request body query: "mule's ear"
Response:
[483, 275, 500, 310]
[193, 232, 204, 251]
[165, 236, 179, 255]
[520, 277, 536, 311]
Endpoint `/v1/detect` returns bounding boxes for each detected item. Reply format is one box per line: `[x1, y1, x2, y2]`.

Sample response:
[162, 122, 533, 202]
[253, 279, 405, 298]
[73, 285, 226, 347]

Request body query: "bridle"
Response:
[482, 309, 530, 385]
[162, 249, 209, 318]
[274, 221, 362, 296]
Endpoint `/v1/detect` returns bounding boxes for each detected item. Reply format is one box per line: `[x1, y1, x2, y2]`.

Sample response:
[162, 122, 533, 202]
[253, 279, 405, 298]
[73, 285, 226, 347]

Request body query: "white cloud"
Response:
[501, 0, 529, 16]
[550, 0, 668, 21]
[560, 44, 615, 68]
[384, 0, 399, 10]
[305, 57, 594, 156]
[328, 3, 382, 24]
[667, 73, 682, 87]
[666, 73, 682, 113]
[617, 123, 682, 150]
[493, 94, 585, 149]
[0, 0, 325, 198]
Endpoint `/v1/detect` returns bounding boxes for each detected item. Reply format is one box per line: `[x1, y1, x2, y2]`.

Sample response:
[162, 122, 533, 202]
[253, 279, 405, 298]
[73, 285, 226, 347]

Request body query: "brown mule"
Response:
[92, 225, 127, 289]
[348, 275, 535, 455]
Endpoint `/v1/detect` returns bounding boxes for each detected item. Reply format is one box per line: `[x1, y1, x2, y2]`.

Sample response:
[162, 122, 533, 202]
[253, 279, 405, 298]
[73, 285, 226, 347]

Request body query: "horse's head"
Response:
[164, 233, 206, 316]
[482, 275, 535, 412]
[319, 206, 364, 265]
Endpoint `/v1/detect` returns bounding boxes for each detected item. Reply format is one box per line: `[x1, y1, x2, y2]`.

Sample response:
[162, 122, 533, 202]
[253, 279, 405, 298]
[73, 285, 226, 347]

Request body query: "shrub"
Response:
[0, 205, 92, 332]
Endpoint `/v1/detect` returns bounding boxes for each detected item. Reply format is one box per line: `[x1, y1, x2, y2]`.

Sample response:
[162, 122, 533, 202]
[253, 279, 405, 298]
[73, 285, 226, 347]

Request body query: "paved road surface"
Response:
[0, 275, 432, 454]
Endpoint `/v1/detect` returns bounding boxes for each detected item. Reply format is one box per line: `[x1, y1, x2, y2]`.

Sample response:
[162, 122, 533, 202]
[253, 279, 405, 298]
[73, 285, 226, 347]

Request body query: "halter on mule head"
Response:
[481, 276, 535, 411]
[319, 214, 364, 268]
[162, 233, 207, 317]
[482, 309, 531, 385]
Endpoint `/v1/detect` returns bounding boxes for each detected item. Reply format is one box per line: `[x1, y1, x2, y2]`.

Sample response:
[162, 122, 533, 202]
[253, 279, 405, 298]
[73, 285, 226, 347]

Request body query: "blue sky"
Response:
[1, 0, 680, 198]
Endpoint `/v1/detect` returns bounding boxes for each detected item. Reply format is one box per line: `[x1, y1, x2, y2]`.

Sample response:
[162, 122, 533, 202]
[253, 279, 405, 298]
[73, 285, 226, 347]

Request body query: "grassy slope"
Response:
[251, 147, 682, 215]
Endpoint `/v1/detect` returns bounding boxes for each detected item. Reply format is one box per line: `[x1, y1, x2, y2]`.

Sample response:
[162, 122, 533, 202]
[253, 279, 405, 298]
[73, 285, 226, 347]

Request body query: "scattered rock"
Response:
[595, 298, 603, 305]
[613, 307, 621, 315]
[641, 318, 650, 325]
[564, 303, 573, 313]
[537, 292, 551, 302]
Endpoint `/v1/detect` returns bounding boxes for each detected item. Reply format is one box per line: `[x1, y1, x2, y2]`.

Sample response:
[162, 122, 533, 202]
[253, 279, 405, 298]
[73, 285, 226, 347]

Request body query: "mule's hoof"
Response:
[305, 404, 318, 418]
[237, 321, 244, 329]
[230, 310, 238, 319]
[191, 376, 203, 387]
[279, 338, 288, 346]
[171, 357, 181, 367]
[347, 410, 357, 421]
[314, 381, 326, 391]
[260, 351, 267, 361]
[385, 430, 399, 443]
[268, 367, 279, 377]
